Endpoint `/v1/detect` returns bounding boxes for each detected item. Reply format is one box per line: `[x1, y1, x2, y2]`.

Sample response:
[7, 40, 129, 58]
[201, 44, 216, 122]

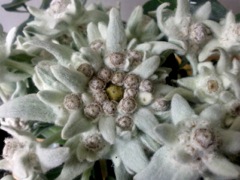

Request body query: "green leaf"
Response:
[2, 0, 30, 12]
[143, 0, 176, 14]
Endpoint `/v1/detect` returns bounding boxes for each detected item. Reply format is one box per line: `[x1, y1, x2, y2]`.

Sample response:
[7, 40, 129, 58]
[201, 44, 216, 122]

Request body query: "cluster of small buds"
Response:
[151, 98, 170, 111]
[89, 78, 106, 91]
[46, 0, 70, 18]
[3, 138, 23, 160]
[111, 71, 125, 86]
[189, 23, 211, 45]
[77, 63, 95, 78]
[84, 102, 102, 119]
[103, 100, 118, 115]
[118, 97, 137, 114]
[83, 133, 105, 152]
[93, 90, 108, 104]
[90, 40, 105, 53]
[123, 74, 140, 89]
[207, 79, 220, 93]
[116, 115, 133, 131]
[227, 100, 240, 117]
[139, 80, 153, 92]
[127, 50, 143, 67]
[108, 52, 125, 67]
[97, 68, 112, 82]
[193, 128, 215, 149]
[63, 93, 82, 110]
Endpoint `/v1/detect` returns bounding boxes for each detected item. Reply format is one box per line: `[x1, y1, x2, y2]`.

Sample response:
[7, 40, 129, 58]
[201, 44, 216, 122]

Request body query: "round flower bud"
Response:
[103, 100, 118, 115]
[207, 80, 219, 93]
[84, 102, 102, 119]
[83, 133, 104, 152]
[77, 63, 94, 78]
[97, 68, 112, 82]
[124, 74, 140, 89]
[118, 97, 137, 114]
[109, 52, 125, 67]
[116, 116, 133, 131]
[127, 50, 143, 66]
[111, 71, 125, 86]
[93, 90, 108, 104]
[3, 138, 21, 160]
[124, 88, 138, 98]
[189, 23, 211, 44]
[90, 40, 105, 52]
[139, 80, 153, 92]
[151, 98, 170, 111]
[89, 78, 106, 91]
[64, 93, 82, 110]
[106, 84, 124, 102]
[193, 128, 215, 149]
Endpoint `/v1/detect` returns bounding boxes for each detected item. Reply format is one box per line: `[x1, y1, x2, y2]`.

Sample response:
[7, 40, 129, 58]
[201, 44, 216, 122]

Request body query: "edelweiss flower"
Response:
[25, 0, 108, 44]
[134, 94, 240, 180]
[156, 0, 212, 74]
[0, 25, 33, 102]
[177, 49, 233, 104]
[200, 11, 240, 61]
[0, 126, 69, 180]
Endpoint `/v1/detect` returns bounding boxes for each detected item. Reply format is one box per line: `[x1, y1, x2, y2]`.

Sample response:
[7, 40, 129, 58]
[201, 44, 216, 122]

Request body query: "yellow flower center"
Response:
[106, 84, 124, 102]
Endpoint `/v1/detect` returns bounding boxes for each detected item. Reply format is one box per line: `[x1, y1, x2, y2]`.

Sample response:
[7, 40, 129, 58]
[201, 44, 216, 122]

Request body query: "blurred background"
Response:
[0, 0, 240, 32]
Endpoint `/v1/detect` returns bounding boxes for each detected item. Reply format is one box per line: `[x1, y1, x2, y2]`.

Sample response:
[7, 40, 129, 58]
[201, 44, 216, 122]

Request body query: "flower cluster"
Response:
[0, 0, 240, 179]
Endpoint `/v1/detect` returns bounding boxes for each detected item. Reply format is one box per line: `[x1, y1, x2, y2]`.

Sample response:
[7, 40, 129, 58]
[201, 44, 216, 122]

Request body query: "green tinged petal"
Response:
[219, 130, 240, 154]
[0, 94, 56, 123]
[193, 1, 211, 21]
[37, 90, 65, 105]
[87, 22, 102, 43]
[155, 123, 177, 144]
[174, 0, 190, 23]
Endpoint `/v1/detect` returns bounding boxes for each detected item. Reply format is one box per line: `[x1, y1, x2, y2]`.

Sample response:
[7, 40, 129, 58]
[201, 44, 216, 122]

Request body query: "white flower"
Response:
[134, 94, 240, 180]
[0, 126, 69, 180]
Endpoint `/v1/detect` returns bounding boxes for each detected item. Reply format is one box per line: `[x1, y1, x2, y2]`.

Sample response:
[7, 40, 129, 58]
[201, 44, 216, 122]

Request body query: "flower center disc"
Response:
[106, 84, 124, 102]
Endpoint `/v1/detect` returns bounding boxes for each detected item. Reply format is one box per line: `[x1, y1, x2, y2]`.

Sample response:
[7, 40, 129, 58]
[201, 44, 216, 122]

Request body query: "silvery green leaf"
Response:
[0, 94, 56, 123]
[55, 157, 93, 180]
[5, 27, 17, 57]
[98, 22, 107, 40]
[200, 104, 226, 126]
[36, 146, 70, 173]
[131, 56, 160, 79]
[193, 1, 211, 21]
[140, 134, 161, 152]
[156, 3, 170, 33]
[112, 157, 132, 180]
[34, 62, 69, 92]
[126, 6, 143, 36]
[50, 65, 88, 93]
[87, 22, 102, 43]
[198, 39, 219, 62]
[133, 108, 160, 142]
[99, 116, 116, 144]
[171, 94, 195, 125]
[25, 40, 74, 66]
[174, 0, 190, 23]
[218, 130, 240, 154]
[150, 41, 185, 55]
[155, 123, 177, 145]
[134, 146, 199, 180]
[37, 90, 65, 105]
[80, 47, 103, 70]
[116, 138, 148, 173]
[141, 19, 160, 42]
[203, 154, 240, 179]
[71, 31, 88, 49]
[61, 111, 91, 139]
[216, 48, 231, 74]
[106, 8, 127, 53]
